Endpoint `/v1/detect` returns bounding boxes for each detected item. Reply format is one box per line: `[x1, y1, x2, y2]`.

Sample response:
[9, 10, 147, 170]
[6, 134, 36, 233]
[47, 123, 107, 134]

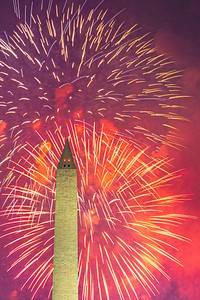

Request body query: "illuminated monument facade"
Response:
[52, 139, 78, 299]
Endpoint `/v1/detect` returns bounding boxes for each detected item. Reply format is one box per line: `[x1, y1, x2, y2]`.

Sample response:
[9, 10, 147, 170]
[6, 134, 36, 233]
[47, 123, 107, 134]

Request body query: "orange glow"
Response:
[0, 120, 7, 133]
[32, 119, 42, 130]
[32, 141, 52, 185]
[75, 123, 84, 133]
[100, 119, 118, 134]
[55, 84, 74, 100]
[32, 164, 48, 185]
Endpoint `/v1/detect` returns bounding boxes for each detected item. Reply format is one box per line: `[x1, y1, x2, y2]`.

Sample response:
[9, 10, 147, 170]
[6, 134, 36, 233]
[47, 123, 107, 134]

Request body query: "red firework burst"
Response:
[0, 120, 194, 300]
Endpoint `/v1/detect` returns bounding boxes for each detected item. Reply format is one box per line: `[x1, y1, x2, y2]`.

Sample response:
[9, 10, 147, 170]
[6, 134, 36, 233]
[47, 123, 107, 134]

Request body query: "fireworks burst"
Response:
[1, 121, 192, 300]
[0, 0, 188, 166]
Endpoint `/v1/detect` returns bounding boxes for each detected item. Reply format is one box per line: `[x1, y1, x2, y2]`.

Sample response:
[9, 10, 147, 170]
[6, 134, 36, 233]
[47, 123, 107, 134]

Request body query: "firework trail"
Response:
[1, 120, 193, 300]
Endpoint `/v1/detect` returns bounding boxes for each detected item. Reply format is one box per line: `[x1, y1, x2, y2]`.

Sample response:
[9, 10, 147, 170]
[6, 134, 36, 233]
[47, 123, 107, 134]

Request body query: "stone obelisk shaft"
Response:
[52, 139, 78, 299]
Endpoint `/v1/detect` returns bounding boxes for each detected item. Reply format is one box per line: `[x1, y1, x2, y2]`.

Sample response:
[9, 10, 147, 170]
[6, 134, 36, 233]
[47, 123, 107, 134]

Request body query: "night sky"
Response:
[0, 0, 199, 299]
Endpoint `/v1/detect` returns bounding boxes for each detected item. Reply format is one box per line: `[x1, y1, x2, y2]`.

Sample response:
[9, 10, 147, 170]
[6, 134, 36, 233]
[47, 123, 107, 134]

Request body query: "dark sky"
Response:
[0, 0, 199, 299]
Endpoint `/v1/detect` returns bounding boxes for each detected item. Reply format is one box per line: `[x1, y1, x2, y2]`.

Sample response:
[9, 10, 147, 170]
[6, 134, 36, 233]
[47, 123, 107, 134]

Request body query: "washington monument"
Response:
[52, 139, 78, 299]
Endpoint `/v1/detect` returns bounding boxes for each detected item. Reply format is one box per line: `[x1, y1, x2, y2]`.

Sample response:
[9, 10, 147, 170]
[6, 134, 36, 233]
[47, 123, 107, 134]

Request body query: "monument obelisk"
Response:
[52, 138, 78, 299]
